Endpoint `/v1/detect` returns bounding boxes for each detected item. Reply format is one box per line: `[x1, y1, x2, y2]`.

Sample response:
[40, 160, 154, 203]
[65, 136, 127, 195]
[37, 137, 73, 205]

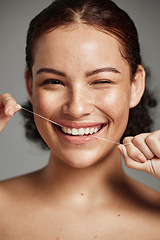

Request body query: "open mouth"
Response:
[58, 124, 104, 137]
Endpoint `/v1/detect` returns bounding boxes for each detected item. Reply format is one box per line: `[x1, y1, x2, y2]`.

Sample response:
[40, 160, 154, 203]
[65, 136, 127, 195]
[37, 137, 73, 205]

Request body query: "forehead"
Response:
[33, 25, 129, 75]
[35, 24, 122, 51]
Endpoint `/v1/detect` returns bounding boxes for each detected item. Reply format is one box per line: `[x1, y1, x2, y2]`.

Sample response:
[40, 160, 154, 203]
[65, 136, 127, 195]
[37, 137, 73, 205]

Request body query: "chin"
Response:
[53, 145, 112, 169]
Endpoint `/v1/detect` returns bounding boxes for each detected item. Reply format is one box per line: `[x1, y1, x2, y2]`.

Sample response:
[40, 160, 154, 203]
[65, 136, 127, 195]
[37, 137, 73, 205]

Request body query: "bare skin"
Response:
[0, 163, 160, 240]
[0, 26, 160, 239]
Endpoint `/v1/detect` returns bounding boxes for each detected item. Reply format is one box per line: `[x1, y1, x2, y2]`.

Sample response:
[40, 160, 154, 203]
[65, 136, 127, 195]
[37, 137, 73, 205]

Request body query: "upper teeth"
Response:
[61, 126, 100, 136]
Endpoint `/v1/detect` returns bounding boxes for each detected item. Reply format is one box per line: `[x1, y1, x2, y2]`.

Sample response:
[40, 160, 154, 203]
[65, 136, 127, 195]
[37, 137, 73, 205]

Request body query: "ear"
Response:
[25, 68, 33, 104]
[129, 65, 146, 108]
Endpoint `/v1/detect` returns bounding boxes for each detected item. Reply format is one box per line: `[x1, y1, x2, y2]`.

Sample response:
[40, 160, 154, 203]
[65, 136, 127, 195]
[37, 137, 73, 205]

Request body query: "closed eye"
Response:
[92, 80, 113, 85]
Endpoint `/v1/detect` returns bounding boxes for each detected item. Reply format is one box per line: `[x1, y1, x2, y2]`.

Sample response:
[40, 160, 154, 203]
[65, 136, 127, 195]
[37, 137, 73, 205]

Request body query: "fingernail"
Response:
[137, 155, 146, 163]
[16, 104, 21, 110]
[6, 107, 14, 116]
[118, 145, 124, 156]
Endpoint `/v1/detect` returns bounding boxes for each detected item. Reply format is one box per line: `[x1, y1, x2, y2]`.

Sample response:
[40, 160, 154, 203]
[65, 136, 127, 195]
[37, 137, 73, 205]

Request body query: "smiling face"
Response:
[26, 25, 145, 168]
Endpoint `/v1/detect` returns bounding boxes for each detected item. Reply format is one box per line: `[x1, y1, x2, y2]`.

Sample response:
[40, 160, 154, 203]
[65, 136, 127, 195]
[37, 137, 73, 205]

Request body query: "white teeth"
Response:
[63, 127, 67, 134]
[68, 128, 72, 134]
[90, 128, 95, 134]
[61, 126, 101, 136]
[72, 128, 78, 136]
[79, 128, 85, 135]
[84, 128, 90, 135]
[94, 127, 98, 133]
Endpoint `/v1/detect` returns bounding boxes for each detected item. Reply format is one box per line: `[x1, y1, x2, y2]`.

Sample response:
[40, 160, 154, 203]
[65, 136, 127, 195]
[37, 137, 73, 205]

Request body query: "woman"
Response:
[0, 0, 160, 239]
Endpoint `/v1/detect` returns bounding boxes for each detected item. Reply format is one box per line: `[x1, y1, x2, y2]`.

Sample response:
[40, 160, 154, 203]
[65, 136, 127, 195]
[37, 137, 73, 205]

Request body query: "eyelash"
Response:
[92, 80, 113, 85]
[42, 79, 64, 86]
[41, 79, 113, 87]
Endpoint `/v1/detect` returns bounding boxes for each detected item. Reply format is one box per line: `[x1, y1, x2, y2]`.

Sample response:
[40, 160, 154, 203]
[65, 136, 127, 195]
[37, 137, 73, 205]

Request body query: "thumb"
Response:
[117, 144, 127, 159]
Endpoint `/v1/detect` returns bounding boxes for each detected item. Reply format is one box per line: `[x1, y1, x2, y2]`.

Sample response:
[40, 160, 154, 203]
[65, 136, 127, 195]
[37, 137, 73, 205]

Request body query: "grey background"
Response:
[0, 1, 160, 191]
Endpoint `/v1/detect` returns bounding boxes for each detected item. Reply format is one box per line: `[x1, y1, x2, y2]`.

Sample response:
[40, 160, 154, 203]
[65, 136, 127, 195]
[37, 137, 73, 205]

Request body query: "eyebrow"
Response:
[36, 68, 67, 77]
[86, 67, 121, 77]
[36, 66, 121, 77]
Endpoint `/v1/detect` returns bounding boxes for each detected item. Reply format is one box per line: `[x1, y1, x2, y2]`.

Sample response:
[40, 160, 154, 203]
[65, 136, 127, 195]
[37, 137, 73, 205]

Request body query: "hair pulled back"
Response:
[22, 0, 157, 149]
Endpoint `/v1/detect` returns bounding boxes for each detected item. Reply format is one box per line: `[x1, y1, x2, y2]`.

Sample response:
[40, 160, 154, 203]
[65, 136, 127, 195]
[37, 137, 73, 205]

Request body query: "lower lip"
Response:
[55, 125, 106, 144]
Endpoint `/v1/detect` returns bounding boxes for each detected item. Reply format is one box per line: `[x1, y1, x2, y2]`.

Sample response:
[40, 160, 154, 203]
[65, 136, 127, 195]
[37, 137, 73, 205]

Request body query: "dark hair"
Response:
[21, 0, 157, 149]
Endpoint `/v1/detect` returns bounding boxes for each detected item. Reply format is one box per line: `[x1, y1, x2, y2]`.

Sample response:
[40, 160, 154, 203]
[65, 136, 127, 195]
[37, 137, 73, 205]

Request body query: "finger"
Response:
[145, 131, 160, 158]
[0, 94, 21, 133]
[118, 144, 148, 171]
[0, 93, 13, 116]
[122, 137, 147, 163]
[0, 93, 11, 109]
[4, 97, 17, 117]
[0, 94, 21, 117]
[131, 133, 155, 160]
[118, 144, 160, 178]
[15, 104, 22, 113]
[5, 103, 21, 117]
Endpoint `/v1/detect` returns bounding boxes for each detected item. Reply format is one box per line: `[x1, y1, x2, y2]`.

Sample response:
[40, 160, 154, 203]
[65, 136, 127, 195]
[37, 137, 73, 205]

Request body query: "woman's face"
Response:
[28, 25, 136, 168]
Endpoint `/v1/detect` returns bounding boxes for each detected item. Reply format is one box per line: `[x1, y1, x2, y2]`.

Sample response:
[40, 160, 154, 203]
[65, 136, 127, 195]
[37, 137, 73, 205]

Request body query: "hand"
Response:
[0, 93, 21, 133]
[118, 131, 160, 180]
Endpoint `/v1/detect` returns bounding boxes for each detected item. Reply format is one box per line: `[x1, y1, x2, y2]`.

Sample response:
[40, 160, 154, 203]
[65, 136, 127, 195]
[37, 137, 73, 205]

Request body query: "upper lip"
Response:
[53, 121, 108, 128]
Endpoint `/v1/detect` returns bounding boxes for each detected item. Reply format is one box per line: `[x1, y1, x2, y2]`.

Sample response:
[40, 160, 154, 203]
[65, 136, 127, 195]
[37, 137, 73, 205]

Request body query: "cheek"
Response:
[32, 89, 62, 117]
[100, 88, 129, 110]
[31, 90, 61, 144]
[96, 88, 131, 128]
[99, 89, 131, 141]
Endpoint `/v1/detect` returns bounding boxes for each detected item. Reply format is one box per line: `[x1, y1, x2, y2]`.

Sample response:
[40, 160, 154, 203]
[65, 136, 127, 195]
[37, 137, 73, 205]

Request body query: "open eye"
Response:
[42, 79, 64, 86]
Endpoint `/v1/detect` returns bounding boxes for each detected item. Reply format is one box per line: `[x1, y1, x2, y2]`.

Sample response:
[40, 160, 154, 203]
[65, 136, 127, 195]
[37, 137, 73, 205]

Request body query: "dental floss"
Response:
[20, 107, 63, 127]
[95, 136, 131, 146]
[20, 107, 131, 146]
[95, 136, 120, 145]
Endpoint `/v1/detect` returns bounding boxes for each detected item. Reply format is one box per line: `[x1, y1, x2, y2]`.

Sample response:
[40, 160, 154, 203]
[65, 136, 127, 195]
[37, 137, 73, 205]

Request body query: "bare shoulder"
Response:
[124, 175, 160, 209]
[0, 170, 44, 219]
[0, 170, 43, 207]
[114, 175, 160, 238]
[0, 170, 45, 239]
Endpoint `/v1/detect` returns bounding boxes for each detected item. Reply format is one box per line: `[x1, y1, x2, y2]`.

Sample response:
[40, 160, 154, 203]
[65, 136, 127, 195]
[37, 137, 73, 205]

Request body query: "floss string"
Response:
[95, 136, 131, 146]
[20, 106, 131, 146]
[21, 107, 63, 127]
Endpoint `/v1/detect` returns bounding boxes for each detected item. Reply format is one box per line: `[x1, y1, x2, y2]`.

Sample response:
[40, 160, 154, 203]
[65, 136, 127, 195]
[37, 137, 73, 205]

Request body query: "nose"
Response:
[62, 85, 94, 119]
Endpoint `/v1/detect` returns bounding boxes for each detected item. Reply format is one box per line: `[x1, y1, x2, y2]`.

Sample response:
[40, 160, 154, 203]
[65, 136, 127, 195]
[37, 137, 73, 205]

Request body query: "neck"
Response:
[40, 147, 126, 206]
